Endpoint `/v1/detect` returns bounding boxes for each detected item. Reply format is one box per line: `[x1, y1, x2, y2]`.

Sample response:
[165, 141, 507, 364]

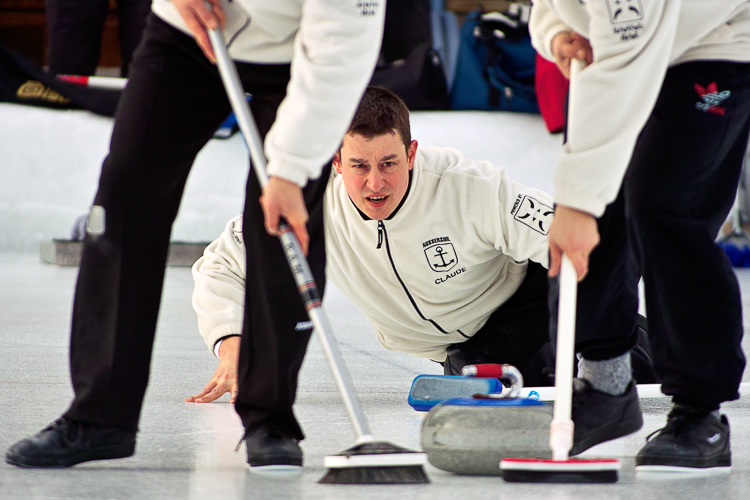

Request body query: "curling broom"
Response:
[501, 58, 620, 483]
[500, 254, 620, 482]
[206, 25, 429, 485]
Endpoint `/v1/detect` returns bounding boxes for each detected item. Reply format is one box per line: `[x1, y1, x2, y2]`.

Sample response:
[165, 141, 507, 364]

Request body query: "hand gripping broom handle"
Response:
[207, 28, 375, 443]
[549, 57, 586, 462]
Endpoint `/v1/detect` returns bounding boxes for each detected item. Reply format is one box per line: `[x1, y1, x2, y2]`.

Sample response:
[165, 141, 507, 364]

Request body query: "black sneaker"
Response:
[244, 422, 303, 471]
[635, 405, 731, 470]
[5, 418, 136, 468]
[570, 379, 643, 456]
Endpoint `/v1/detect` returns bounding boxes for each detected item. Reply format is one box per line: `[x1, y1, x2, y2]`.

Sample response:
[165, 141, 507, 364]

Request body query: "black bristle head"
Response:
[318, 465, 429, 484]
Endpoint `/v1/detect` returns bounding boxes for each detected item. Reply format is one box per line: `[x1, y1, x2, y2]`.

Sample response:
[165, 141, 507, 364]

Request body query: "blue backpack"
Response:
[451, 7, 539, 113]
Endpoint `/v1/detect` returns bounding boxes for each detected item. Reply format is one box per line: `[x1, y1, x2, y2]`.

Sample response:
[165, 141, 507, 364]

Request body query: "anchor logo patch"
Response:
[424, 239, 458, 273]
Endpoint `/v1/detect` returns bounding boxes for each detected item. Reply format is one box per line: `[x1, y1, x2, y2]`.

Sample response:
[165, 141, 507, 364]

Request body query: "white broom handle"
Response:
[552, 58, 585, 428]
[207, 27, 375, 443]
[519, 382, 750, 402]
[56, 75, 128, 90]
[549, 254, 578, 461]
[549, 57, 586, 462]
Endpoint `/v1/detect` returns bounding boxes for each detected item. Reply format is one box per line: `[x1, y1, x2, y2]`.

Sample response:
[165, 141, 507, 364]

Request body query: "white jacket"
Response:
[193, 146, 553, 361]
[152, 0, 385, 187]
[530, 0, 750, 216]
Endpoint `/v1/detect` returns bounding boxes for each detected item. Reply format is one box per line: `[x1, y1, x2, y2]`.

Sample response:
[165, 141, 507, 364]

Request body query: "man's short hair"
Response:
[347, 86, 411, 148]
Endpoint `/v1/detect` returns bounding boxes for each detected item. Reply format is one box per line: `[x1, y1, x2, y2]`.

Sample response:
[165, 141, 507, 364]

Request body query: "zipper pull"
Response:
[377, 221, 384, 249]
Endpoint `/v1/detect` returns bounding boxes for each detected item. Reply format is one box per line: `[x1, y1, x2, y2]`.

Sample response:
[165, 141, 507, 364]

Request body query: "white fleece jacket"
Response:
[530, 0, 750, 216]
[193, 146, 553, 361]
[152, 0, 385, 187]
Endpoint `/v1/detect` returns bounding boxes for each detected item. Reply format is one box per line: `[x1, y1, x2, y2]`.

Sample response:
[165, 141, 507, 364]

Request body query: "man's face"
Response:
[334, 131, 417, 220]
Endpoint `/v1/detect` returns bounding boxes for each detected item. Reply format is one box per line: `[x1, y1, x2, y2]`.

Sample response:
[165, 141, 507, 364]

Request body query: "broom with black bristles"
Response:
[206, 24, 429, 485]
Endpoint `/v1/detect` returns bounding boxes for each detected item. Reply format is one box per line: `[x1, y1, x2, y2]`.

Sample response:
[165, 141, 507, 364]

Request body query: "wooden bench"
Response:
[446, 1, 520, 14]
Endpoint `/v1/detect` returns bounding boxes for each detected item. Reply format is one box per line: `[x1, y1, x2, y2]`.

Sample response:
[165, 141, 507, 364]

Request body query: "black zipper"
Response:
[377, 220, 467, 336]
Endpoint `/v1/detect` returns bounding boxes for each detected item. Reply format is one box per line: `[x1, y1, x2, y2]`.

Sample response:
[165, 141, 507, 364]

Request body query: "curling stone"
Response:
[419, 364, 552, 475]
[420, 396, 553, 475]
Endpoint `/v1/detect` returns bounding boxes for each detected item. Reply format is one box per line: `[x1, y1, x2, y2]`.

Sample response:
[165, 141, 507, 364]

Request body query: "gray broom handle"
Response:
[208, 28, 375, 443]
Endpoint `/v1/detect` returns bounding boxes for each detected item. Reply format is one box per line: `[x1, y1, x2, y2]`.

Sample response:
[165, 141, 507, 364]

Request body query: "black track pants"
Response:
[65, 15, 325, 438]
[562, 60, 750, 410]
[626, 61, 750, 410]
[236, 150, 330, 440]
[46, 0, 151, 77]
[447, 262, 657, 387]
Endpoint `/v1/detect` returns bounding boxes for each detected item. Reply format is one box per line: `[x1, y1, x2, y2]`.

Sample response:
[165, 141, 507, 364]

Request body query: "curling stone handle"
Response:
[462, 363, 502, 378]
[462, 364, 524, 399]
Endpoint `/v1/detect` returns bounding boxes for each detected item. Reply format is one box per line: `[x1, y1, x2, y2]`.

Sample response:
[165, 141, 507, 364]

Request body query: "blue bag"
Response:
[451, 7, 539, 113]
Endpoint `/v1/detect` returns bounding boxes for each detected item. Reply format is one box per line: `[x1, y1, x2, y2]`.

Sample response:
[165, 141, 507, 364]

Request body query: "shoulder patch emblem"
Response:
[231, 220, 244, 246]
[604, 0, 644, 41]
[512, 195, 553, 235]
[604, 0, 643, 24]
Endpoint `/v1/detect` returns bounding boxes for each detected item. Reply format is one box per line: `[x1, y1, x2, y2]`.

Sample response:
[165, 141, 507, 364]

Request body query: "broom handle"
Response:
[56, 75, 128, 90]
[207, 28, 375, 443]
[549, 57, 586, 462]
[520, 382, 750, 402]
[550, 254, 577, 461]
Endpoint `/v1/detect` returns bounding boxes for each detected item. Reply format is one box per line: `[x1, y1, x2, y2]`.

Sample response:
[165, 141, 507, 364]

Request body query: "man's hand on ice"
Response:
[547, 205, 599, 281]
[185, 336, 239, 404]
[260, 176, 310, 255]
[172, 0, 226, 63]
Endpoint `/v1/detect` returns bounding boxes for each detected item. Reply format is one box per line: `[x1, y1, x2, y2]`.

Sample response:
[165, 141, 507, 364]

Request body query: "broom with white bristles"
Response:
[206, 24, 429, 485]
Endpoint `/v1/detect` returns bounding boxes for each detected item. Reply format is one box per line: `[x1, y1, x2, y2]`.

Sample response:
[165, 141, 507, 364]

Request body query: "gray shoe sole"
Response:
[247, 463, 303, 475]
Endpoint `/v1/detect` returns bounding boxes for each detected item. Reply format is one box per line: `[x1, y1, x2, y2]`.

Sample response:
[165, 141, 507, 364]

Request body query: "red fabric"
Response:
[535, 53, 569, 133]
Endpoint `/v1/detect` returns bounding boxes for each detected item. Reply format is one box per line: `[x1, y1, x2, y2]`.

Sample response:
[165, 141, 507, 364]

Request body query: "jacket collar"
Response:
[349, 169, 414, 221]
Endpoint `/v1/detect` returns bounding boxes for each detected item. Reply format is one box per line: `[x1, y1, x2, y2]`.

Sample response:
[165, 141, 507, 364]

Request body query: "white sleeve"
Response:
[192, 216, 247, 354]
[555, 0, 681, 216]
[264, 0, 386, 186]
[491, 165, 554, 268]
[530, 0, 572, 62]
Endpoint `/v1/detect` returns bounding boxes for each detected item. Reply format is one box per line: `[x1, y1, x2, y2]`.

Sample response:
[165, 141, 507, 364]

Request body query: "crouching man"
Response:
[188, 87, 656, 405]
